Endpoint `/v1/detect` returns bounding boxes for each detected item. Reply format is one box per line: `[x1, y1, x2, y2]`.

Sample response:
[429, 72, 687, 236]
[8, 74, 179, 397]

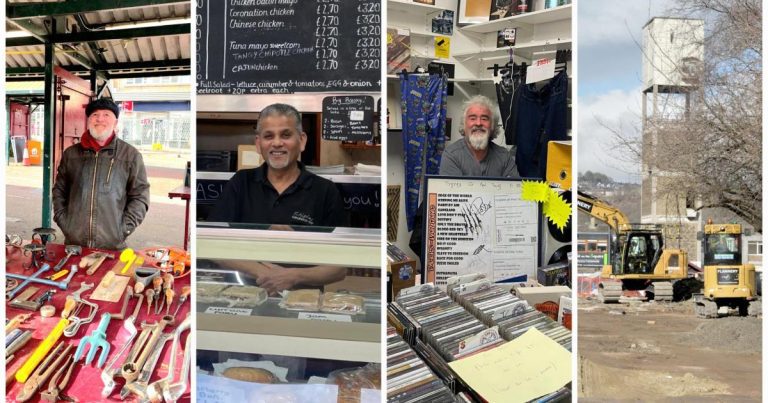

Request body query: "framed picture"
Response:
[457, 0, 491, 26]
[387, 28, 412, 75]
[497, 28, 517, 47]
[490, 0, 532, 20]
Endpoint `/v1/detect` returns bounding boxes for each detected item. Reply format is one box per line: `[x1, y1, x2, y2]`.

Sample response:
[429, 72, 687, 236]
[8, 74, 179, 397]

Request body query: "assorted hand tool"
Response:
[7, 264, 78, 295]
[173, 286, 191, 316]
[40, 352, 77, 402]
[74, 313, 112, 368]
[7, 243, 191, 402]
[52, 245, 82, 273]
[79, 251, 115, 275]
[62, 283, 98, 337]
[16, 342, 73, 402]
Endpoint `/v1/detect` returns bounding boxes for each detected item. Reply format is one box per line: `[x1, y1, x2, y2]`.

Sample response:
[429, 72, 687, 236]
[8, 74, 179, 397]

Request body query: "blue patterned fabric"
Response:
[401, 74, 448, 231]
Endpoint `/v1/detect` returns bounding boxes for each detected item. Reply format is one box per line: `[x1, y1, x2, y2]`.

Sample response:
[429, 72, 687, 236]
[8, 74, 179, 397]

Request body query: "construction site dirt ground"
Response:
[578, 297, 762, 402]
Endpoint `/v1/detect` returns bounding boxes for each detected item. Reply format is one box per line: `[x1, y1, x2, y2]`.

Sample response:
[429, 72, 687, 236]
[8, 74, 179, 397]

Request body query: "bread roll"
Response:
[283, 289, 321, 310]
[222, 367, 278, 384]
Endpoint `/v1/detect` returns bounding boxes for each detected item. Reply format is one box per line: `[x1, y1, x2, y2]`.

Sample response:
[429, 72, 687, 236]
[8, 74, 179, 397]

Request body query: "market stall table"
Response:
[6, 243, 191, 403]
[168, 186, 192, 251]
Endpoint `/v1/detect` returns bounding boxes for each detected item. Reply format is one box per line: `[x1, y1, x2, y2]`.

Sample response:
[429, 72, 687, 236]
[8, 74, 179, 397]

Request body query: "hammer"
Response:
[52, 245, 82, 272]
[79, 252, 116, 275]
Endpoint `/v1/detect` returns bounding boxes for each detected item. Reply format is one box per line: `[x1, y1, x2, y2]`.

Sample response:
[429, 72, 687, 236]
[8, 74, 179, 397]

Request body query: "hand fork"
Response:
[74, 313, 111, 367]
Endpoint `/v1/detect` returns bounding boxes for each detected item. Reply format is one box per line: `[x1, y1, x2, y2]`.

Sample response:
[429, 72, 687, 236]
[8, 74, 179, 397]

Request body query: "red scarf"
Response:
[80, 130, 115, 152]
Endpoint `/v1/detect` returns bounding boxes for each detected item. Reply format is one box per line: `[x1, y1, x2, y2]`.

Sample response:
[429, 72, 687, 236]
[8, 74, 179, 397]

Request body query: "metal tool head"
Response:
[70, 282, 94, 300]
[23, 243, 46, 253]
[163, 330, 192, 402]
[64, 245, 82, 256]
[95, 251, 116, 260]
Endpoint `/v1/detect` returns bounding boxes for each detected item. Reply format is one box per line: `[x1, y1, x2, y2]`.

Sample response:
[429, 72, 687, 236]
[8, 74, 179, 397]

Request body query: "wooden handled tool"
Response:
[15, 318, 69, 383]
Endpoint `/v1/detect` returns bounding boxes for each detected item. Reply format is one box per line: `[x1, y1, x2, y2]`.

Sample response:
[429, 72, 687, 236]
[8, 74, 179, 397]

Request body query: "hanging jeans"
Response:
[401, 74, 448, 231]
[513, 70, 568, 178]
[496, 79, 515, 144]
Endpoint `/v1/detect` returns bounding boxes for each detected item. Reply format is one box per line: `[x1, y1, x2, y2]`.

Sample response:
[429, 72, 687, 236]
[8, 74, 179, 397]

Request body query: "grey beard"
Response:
[468, 132, 489, 150]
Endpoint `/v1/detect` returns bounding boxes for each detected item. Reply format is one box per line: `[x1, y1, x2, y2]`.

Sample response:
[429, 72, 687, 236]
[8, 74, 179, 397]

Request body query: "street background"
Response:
[5, 149, 188, 249]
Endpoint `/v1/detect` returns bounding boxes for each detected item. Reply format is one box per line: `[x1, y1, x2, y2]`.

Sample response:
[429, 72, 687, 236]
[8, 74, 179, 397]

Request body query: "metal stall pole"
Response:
[41, 19, 56, 228]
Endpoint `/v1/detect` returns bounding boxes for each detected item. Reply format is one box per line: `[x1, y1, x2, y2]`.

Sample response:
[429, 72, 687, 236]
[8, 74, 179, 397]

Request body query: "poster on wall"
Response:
[422, 176, 540, 288]
[387, 28, 411, 74]
[457, 0, 492, 26]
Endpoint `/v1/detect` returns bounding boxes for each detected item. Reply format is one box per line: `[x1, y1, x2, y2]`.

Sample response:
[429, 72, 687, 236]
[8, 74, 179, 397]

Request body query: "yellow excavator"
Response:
[693, 220, 759, 318]
[577, 191, 688, 302]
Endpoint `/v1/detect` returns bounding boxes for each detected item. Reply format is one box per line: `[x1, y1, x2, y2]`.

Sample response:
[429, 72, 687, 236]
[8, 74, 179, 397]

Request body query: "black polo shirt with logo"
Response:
[208, 163, 349, 227]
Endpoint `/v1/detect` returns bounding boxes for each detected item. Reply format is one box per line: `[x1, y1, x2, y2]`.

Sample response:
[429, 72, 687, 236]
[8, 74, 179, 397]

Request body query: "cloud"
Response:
[577, 86, 644, 183]
[578, 0, 677, 47]
[576, 0, 681, 182]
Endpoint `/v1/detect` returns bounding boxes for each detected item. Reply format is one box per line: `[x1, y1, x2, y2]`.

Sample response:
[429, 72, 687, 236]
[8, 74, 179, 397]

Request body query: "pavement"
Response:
[5, 150, 190, 249]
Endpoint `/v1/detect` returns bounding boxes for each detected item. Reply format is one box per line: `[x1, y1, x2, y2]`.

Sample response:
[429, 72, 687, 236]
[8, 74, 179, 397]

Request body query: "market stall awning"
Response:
[6, 0, 191, 80]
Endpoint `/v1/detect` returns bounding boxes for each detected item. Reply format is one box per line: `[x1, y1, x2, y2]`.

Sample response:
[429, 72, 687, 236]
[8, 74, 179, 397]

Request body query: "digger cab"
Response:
[700, 223, 756, 300]
[601, 226, 687, 280]
[611, 228, 663, 276]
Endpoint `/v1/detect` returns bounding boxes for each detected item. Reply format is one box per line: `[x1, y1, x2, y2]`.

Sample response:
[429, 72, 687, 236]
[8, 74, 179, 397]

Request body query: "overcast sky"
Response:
[578, 0, 676, 183]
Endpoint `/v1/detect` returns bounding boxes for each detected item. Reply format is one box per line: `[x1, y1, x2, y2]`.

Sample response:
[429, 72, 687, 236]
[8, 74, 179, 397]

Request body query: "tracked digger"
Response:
[693, 220, 759, 318]
[577, 191, 688, 303]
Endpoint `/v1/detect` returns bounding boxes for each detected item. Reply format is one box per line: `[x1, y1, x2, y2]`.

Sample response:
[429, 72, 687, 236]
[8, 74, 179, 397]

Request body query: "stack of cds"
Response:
[498, 309, 572, 350]
[393, 285, 495, 362]
[450, 282, 532, 326]
[387, 326, 456, 403]
[448, 280, 572, 351]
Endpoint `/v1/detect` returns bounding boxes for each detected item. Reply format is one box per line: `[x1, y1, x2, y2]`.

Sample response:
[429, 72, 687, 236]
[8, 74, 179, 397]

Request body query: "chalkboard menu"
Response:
[322, 96, 374, 141]
[197, 0, 381, 94]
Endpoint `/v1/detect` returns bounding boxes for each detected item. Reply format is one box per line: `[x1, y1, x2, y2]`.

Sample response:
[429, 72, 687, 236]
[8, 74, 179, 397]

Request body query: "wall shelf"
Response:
[389, 26, 443, 38]
[387, 74, 494, 83]
[341, 143, 381, 150]
[453, 39, 572, 60]
[389, 0, 447, 13]
[460, 5, 571, 34]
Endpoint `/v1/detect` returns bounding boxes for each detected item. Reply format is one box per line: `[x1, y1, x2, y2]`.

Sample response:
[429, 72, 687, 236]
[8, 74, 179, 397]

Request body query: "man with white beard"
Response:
[439, 95, 518, 177]
[53, 98, 150, 249]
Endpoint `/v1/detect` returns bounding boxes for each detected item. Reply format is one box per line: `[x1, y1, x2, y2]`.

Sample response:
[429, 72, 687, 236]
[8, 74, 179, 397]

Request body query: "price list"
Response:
[354, 1, 381, 72]
[315, 0, 339, 71]
[197, 0, 381, 94]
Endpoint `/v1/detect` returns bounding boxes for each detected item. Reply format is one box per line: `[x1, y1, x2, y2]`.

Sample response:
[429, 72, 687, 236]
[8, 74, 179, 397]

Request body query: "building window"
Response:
[747, 241, 762, 256]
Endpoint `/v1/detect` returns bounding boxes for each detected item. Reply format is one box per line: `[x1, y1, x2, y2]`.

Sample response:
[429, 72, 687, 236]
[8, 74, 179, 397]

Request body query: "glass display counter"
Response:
[196, 225, 382, 401]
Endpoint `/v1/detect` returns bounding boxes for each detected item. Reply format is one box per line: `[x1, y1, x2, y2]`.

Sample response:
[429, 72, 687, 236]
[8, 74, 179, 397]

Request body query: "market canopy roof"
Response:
[6, 0, 191, 81]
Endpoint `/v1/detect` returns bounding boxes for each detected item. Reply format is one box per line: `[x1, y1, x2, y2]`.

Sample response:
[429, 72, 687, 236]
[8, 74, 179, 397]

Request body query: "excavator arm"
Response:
[576, 191, 631, 232]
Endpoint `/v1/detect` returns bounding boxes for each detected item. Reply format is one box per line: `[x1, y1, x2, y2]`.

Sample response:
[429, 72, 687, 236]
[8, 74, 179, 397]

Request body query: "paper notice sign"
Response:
[298, 312, 352, 322]
[435, 36, 451, 59]
[449, 327, 571, 403]
[526, 58, 556, 84]
[204, 307, 253, 316]
[197, 374, 247, 402]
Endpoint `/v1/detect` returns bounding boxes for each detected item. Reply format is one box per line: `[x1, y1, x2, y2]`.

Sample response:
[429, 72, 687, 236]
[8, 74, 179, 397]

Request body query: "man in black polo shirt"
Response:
[209, 103, 348, 293]
[209, 104, 348, 226]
